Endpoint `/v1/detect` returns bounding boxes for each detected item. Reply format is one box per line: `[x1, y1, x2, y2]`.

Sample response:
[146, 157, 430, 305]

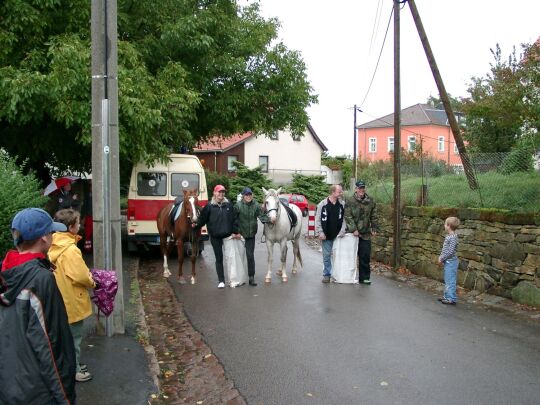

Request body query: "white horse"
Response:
[262, 187, 303, 283]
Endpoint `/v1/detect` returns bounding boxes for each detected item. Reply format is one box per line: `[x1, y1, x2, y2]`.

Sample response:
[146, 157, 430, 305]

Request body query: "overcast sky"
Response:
[254, 0, 540, 156]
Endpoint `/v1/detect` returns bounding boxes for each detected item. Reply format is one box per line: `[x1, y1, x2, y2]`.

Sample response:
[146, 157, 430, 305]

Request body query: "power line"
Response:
[359, 6, 394, 109]
[368, 0, 384, 54]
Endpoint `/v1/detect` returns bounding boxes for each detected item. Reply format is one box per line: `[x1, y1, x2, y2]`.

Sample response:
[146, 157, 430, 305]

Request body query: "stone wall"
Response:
[372, 205, 540, 307]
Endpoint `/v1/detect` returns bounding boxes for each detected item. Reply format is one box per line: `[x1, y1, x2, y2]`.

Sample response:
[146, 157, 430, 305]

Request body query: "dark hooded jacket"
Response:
[196, 197, 238, 239]
[0, 256, 76, 405]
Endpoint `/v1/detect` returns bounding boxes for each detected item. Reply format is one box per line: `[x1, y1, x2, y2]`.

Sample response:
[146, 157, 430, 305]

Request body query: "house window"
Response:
[454, 143, 459, 154]
[369, 138, 377, 153]
[227, 155, 238, 171]
[388, 137, 394, 152]
[259, 155, 269, 172]
[408, 136, 416, 152]
[438, 136, 445, 152]
[269, 130, 279, 140]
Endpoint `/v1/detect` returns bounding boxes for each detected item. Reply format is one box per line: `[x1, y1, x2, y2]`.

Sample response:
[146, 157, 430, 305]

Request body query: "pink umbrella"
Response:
[43, 176, 80, 196]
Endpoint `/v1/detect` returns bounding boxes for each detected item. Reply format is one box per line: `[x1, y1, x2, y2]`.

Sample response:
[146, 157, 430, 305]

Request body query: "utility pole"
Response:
[407, 0, 479, 189]
[91, 0, 124, 335]
[352, 105, 362, 181]
[392, 0, 402, 270]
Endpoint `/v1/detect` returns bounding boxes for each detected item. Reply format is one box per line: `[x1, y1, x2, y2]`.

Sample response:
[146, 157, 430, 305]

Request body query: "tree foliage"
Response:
[0, 151, 48, 255]
[0, 0, 317, 182]
[461, 42, 540, 152]
[284, 173, 328, 205]
[228, 161, 274, 202]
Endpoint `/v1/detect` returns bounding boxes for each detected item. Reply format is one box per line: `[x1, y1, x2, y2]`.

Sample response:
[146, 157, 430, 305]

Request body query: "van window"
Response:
[171, 173, 200, 196]
[137, 172, 167, 196]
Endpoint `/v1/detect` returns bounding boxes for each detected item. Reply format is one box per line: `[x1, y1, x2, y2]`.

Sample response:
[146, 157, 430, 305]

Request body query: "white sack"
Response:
[223, 236, 248, 287]
[331, 233, 358, 284]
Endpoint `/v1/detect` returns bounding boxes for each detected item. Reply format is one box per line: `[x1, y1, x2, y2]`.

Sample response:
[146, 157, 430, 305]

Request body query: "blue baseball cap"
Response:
[355, 180, 366, 188]
[11, 208, 67, 245]
[241, 187, 253, 195]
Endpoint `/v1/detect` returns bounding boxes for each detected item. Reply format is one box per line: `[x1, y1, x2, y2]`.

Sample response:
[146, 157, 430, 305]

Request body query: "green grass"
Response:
[366, 171, 540, 212]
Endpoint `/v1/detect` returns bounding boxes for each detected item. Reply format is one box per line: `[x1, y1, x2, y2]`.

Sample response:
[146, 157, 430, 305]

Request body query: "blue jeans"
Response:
[322, 239, 334, 277]
[443, 258, 459, 302]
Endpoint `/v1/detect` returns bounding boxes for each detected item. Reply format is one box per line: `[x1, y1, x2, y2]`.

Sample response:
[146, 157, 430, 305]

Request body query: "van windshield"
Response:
[171, 173, 200, 196]
[137, 172, 167, 196]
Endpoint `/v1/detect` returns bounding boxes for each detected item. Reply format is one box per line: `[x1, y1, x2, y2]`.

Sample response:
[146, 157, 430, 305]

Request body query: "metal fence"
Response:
[357, 152, 540, 213]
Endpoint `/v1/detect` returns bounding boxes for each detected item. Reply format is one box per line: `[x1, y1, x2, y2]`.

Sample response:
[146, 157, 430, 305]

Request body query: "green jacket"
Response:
[234, 199, 263, 238]
[344, 192, 379, 239]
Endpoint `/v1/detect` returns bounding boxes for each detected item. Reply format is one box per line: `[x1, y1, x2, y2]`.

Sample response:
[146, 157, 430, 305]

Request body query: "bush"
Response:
[284, 173, 328, 204]
[498, 144, 534, 174]
[228, 161, 274, 203]
[205, 170, 230, 200]
[0, 151, 48, 255]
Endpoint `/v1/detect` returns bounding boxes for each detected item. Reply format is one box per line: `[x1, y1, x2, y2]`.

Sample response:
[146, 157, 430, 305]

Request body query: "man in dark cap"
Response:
[0, 208, 76, 404]
[344, 181, 379, 284]
[234, 187, 263, 286]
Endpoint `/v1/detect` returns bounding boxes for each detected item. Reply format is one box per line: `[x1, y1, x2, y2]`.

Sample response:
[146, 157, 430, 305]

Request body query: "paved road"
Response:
[165, 223, 540, 405]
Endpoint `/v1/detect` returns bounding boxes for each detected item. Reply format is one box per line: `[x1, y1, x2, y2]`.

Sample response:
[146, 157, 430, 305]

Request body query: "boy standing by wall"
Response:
[438, 216, 460, 305]
[49, 208, 96, 381]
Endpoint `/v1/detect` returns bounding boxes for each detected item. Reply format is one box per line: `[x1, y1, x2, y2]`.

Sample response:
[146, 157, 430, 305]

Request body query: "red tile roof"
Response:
[194, 132, 254, 152]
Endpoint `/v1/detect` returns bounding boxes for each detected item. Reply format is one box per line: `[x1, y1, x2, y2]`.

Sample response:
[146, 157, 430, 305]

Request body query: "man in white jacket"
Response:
[315, 185, 346, 283]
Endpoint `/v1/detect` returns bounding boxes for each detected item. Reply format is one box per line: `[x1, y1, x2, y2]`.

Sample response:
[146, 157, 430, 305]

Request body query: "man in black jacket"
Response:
[0, 208, 76, 405]
[195, 185, 239, 288]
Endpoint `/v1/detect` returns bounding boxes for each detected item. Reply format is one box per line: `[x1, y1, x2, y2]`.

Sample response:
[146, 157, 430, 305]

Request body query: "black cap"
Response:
[355, 180, 366, 188]
[241, 187, 253, 195]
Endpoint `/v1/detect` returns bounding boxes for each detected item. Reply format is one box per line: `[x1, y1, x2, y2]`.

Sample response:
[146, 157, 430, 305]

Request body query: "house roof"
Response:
[358, 103, 458, 129]
[193, 124, 328, 152]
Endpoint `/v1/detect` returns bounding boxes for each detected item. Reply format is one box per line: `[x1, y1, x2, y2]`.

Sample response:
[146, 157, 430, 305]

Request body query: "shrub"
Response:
[498, 144, 534, 174]
[228, 161, 274, 203]
[205, 170, 230, 200]
[0, 151, 48, 255]
[284, 173, 328, 204]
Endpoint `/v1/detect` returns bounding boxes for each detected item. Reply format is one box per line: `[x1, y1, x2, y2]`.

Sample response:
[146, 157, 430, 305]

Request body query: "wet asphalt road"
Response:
[166, 223, 540, 405]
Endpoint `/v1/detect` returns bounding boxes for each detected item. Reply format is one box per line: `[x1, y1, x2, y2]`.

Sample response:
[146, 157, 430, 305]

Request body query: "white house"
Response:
[193, 124, 327, 184]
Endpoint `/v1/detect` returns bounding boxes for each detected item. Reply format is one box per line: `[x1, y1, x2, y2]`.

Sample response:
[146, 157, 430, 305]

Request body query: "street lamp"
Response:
[353, 104, 363, 181]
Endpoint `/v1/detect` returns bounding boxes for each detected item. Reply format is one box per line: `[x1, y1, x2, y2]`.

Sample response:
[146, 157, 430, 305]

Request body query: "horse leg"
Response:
[265, 240, 273, 284]
[177, 240, 187, 284]
[161, 234, 171, 278]
[280, 240, 288, 283]
[292, 238, 300, 275]
[190, 239, 198, 284]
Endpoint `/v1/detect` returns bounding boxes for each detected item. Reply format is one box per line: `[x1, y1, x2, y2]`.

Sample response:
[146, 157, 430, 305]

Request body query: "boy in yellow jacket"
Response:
[49, 208, 96, 382]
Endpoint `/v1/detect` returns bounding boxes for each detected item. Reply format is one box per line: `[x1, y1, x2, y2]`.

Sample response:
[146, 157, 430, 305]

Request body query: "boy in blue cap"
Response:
[0, 208, 76, 404]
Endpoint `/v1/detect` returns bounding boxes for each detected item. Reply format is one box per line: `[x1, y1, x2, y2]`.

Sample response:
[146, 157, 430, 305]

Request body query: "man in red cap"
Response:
[194, 185, 239, 288]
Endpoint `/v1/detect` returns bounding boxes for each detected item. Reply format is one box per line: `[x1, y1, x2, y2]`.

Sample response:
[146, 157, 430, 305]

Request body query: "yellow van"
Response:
[126, 154, 208, 252]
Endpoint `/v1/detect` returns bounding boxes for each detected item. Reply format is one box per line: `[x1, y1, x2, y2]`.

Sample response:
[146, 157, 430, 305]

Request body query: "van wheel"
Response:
[303, 208, 308, 217]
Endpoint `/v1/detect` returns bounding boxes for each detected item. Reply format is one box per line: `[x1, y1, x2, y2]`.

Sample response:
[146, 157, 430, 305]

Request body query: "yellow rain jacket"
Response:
[49, 232, 95, 324]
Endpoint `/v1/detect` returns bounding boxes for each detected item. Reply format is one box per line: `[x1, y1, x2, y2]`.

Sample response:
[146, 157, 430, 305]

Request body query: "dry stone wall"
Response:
[372, 205, 540, 307]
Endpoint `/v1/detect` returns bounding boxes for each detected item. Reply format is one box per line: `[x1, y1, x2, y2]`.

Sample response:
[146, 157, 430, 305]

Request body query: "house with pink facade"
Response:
[357, 103, 464, 167]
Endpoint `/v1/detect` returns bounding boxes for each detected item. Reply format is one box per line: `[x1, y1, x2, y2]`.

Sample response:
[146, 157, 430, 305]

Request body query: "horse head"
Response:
[262, 187, 282, 224]
[183, 189, 199, 224]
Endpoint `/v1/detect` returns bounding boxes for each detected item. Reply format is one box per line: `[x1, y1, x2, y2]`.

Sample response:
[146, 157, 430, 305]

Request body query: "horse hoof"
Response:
[163, 269, 171, 278]
[178, 277, 187, 285]
[265, 278, 271, 284]
[282, 277, 288, 283]
[190, 276, 196, 285]
[292, 269, 297, 275]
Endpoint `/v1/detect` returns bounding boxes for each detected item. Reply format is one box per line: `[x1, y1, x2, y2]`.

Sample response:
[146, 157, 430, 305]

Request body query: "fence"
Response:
[357, 152, 540, 213]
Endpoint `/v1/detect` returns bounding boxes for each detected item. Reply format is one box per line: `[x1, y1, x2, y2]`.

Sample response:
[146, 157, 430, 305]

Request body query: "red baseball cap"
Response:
[213, 184, 226, 193]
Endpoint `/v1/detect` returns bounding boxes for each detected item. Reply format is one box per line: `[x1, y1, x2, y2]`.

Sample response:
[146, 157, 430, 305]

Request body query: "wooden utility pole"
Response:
[91, 0, 124, 335]
[407, 0, 479, 189]
[393, 0, 402, 269]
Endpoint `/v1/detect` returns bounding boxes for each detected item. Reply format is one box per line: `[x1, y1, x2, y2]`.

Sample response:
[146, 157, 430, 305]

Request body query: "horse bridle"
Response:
[264, 195, 281, 218]
[185, 196, 200, 225]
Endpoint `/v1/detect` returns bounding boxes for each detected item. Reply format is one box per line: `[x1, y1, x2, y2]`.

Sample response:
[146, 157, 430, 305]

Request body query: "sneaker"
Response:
[217, 282, 225, 289]
[76, 371, 93, 382]
[360, 279, 371, 285]
[440, 299, 456, 305]
[322, 276, 331, 283]
[437, 298, 445, 302]
[249, 277, 257, 286]
[79, 364, 88, 373]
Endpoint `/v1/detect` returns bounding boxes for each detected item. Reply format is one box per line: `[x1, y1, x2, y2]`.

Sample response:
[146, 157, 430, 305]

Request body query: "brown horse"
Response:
[156, 189, 201, 284]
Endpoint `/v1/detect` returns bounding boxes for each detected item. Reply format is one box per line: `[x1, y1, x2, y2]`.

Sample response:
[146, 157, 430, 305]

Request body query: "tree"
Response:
[460, 42, 540, 152]
[285, 173, 328, 205]
[0, 0, 317, 182]
[426, 93, 462, 112]
[228, 161, 274, 202]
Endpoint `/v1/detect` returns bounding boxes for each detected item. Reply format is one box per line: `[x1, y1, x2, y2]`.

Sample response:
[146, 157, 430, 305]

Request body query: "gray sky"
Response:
[254, 0, 540, 156]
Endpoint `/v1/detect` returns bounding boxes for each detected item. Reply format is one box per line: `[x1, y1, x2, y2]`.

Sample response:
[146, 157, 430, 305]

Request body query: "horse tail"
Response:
[296, 246, 303, 268]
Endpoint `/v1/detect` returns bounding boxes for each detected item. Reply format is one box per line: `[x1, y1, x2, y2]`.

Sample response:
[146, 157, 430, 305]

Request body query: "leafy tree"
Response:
[425, 93, 462, 112]
[284, 173, 328, 205]
[461, 42, 540, 152]
[228, 161, 273, 203]
[0, 0, 317, 182]
[0, 151, 48, 255]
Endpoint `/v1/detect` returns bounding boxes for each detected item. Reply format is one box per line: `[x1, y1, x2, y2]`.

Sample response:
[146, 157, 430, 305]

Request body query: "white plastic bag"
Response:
[223, 236, 248, 287]
[331, 233, 358, 283]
